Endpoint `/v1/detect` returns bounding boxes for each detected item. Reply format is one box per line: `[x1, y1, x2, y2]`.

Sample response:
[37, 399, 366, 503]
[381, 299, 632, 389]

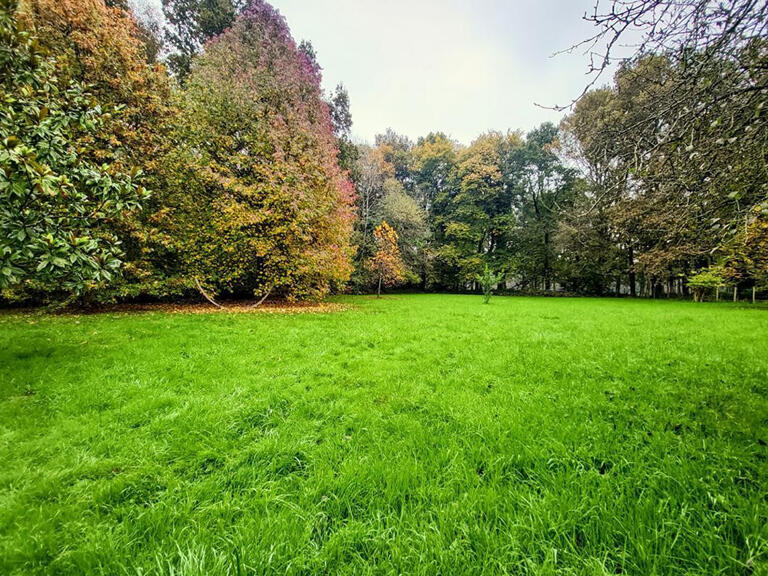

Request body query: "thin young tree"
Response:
[368, 221, 405, 298]
[474, 264, 505, 304]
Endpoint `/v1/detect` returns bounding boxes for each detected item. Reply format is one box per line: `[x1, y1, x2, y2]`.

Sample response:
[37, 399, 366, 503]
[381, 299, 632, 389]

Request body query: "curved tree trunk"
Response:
[195, 278, 224, 309]
[250, 288, 272, 309]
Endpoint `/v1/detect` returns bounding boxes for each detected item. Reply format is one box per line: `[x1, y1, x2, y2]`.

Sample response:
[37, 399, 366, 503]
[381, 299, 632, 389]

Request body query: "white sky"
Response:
[137, 1, 622, 145]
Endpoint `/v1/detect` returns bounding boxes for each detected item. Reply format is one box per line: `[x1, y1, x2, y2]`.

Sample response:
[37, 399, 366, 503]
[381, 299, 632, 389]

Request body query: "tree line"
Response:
[1, 0, 766, 305]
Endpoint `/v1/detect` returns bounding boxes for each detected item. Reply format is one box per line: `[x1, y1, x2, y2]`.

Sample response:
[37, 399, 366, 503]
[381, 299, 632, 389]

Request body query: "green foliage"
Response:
[19, 0, 175, 303]
[379, 179, 429, 284]
[687, 268, 725, 289]
[474, 263, 504, 303]
[0, 0, 146, 295]
[687, 267, 724, 302]
[2, 296, 767, 574]
[161, 0, 246, 81]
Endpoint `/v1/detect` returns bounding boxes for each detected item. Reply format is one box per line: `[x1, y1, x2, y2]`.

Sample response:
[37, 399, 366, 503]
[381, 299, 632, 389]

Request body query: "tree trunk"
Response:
[377, 275, 382, 299]
[628, 246, 636, 297]
[753, 286, 756, 304]
[543, 231, 551, 290]
[733, 286, 738, 302]
[250, 288, 272, 309]
[195, 277, 223, 309]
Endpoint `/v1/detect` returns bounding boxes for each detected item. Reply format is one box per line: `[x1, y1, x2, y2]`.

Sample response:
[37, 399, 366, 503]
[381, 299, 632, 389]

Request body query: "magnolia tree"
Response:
[163, 0, 355, 301]
[20, 0, 174, 302]
[368, 221, 405, 298]
[0, 0, 146, 297]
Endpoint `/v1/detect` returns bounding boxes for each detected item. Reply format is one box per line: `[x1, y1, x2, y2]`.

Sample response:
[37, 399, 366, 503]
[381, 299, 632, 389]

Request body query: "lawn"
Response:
[1, 295, 767, 575]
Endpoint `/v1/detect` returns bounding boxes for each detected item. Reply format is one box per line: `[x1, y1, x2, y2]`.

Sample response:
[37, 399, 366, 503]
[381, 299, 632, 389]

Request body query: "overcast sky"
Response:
[138, 1, 620, 145]
[270, 0, 611, 145]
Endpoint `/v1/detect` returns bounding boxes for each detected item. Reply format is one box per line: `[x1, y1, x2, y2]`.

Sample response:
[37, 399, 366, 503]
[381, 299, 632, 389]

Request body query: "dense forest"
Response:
[1, 0, 766, 305]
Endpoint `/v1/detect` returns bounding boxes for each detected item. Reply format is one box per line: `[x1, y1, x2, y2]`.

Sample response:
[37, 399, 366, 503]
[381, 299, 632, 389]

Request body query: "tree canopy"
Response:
[160, 0, 354, 300]
[1, 0, 766, 305]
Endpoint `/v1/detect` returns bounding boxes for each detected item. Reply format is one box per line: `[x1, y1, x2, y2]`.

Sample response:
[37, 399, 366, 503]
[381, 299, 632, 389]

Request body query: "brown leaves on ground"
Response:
[1, 301, 349, 318]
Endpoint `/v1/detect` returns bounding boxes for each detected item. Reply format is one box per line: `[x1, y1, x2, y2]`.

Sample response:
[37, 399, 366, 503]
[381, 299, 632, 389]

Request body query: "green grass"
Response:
[1, 295, 767, 575]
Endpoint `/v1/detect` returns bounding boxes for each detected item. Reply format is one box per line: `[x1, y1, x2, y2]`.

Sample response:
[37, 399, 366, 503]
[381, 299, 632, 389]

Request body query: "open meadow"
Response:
[1, 295, 767, 575]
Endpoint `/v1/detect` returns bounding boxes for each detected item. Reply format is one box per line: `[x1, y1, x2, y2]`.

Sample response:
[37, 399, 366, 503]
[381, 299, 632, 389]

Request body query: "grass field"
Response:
[1, 295, 767, 575]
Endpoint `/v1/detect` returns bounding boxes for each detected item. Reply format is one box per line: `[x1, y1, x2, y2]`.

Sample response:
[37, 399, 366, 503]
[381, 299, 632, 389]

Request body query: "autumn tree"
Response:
[19, 0, 175, 300]
[721, 206, 768, 298]
[561, 50, 766, 297]
[432, 132, 518, 289]
[368, 221, 405, 298]
[378, 179, 430, 285]
[350, 145, 394, 286]
[564, 0, 768, 296]
[0, 0, 146, 297]
[163, 0, 354, 300]
[20, 0, 171, 167]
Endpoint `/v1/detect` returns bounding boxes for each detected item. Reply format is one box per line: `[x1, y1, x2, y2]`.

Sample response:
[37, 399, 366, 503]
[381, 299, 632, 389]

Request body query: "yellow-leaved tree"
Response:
[368, 221, 405, 298]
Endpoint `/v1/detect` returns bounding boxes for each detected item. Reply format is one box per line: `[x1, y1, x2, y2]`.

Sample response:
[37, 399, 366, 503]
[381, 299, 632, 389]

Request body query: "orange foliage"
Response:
[368, 221, 405, 296]
[19, 0, 171, 169]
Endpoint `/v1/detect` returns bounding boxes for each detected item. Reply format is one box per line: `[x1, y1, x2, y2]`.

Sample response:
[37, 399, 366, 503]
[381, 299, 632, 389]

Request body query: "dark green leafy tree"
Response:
[162, 0, 246, 81]
[328, 83, 358, 174]
[0, 0, 146, 296]
[432, 132, 510, 289]
[506, 123, 576, 291]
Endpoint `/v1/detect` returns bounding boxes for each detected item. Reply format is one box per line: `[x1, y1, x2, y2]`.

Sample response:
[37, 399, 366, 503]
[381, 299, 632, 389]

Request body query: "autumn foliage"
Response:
[19, 0, 171, 167]
[368, 221, 405, 297]
[161, 0, 355, 300]
[2, 0, 355, 303]
[18, 0, 176, 299]
[0, 0, 146, 294]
